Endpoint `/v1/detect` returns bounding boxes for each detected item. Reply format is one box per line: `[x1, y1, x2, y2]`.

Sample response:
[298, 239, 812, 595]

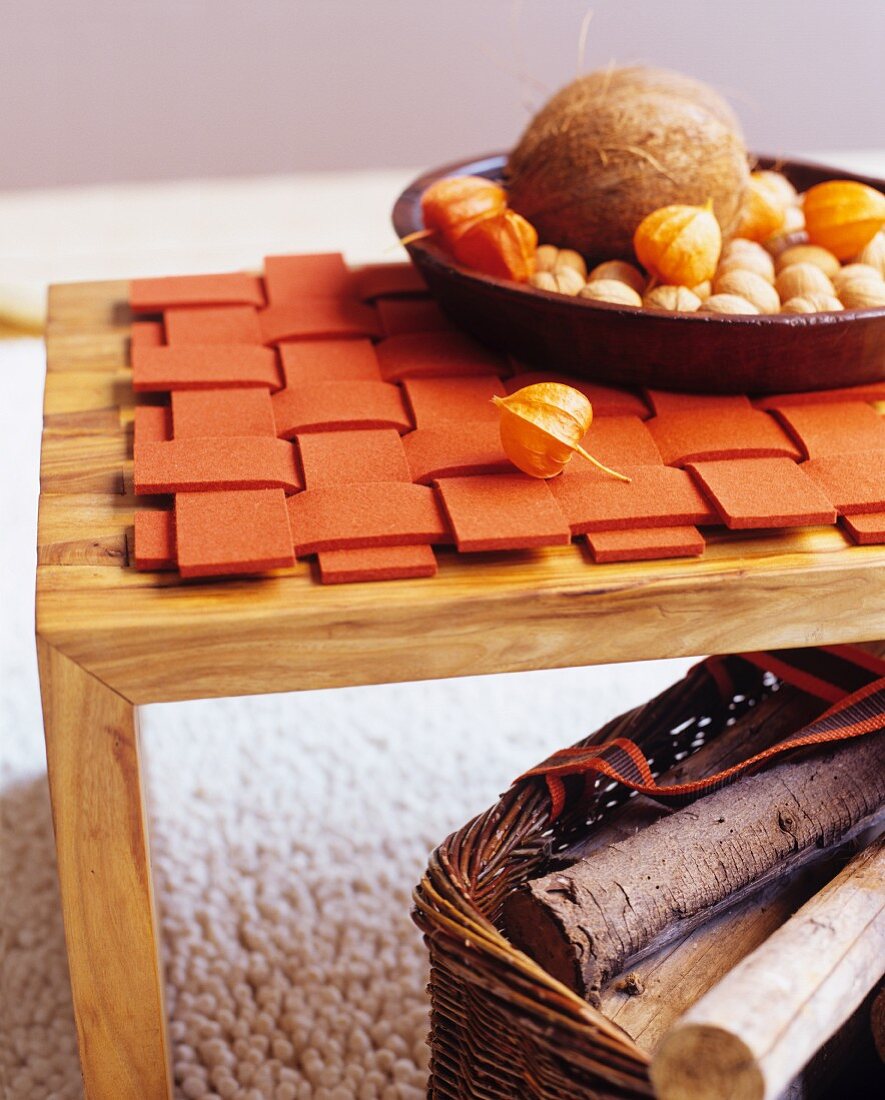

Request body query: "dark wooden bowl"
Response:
[392, 154, 885, 394]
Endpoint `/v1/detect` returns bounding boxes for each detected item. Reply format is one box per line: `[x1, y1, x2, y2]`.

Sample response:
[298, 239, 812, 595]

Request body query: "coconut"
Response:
[507, 65, 749, 261]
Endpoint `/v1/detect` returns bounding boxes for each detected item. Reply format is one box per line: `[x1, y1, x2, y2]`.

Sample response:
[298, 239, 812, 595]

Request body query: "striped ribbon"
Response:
[518, 645, 885, 822]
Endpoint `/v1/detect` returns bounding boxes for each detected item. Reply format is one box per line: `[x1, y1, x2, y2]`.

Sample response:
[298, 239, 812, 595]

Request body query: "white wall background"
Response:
[2, 0, 884, 190]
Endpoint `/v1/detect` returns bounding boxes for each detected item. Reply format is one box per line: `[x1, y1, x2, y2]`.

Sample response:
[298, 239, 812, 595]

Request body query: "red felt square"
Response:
[687, 458, 836, 529]
[259, 300, 381, 344]
[561, 416, 661, 474]
[644, 390, 753, 416]
[403, 422, 512, 484]
[841, 513, 885, 545]
[132, 346, 282, 392]
[648, 408, 801, 467]
[164, 306, 262, 345]
[403, 376, 506, 428]
[353, 263, 428, 301]
[134, 405, 172, 446]
[435, 475, 571, 552]
[279, 340, 381, 385]
[264, 253, 352, 304]
[548, 465, 717, 533]
[755, 382, 885, 410]
[175, 489, 295, 578]
[272, 381, 412, 437]
[376, 332, 507, 382]
[586, 526, 704, 563]
[802, 452, 885, 514]
[134, 436, 301, 495]
[297, 430, 411, 489]
[133, 509, 176, 570]
[506, 371, 650, 419]
[772, 402, 885, 460]
[317, 544, 437, 584]
[171, 389, 277, 438]
[131, 273, 265, 312]
[131, 320, 165, 348]
[377, 298, 453, 336]
[287, 483, 449, 556]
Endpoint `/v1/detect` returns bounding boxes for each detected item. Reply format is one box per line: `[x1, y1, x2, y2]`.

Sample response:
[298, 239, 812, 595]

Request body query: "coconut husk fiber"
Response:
[506, 65, 750, 261]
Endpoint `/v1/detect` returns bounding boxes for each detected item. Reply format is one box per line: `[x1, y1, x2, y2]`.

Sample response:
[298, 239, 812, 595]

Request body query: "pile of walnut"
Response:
[532, 171, 885, 315]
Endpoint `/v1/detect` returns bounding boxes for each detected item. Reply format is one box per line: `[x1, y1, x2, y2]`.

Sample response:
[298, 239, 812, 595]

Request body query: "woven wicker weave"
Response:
[413, 656, 779, 1099]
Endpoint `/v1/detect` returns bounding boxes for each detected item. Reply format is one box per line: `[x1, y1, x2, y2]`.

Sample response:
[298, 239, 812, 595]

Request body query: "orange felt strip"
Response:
[842, 513, 885, 545]
[688, 458, 837, 529]
[258, 301, 381, 344]
[549, 465, 717, 533]
[263, 253, 353, 304]
[803, 452, 885, 514]
[132, 346, 282, 393]
[131, 320, 165, 348]
[403, 422, 512, 485]
[279, 340, 381, 385]
[131, 273, 265, 312]
[317, 544, 437, 584]
[506, 371, 650, 419]
[586, 526, 704, 563]
[435, 474, 571, 552]
[376, 297, 453, 336]
[563, 416, 662, 472]
[644, 390, 753, 416]
[272, 381, 412, 437]
[175, 489, 295, 578]
[287, 483, 449, 556]
[352, 263, 428, 302]
[164, 306, 263, 345]
[403, 375, 505, 428]
[649, 408, 802, 467]
[772, 402, 885, 460]
[376, 331, 507, 382]
[754, 382, 885, 410]
[171, 388, 277, 438]
[134, 437, 301, 495]
[133, 405, 172, 446]
[297, 429, 411, 489]
[133, 509, 176, 571]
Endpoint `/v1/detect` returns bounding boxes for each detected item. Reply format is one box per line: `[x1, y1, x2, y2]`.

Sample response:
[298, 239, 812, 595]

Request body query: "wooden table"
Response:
[36, 279, 885, 1099]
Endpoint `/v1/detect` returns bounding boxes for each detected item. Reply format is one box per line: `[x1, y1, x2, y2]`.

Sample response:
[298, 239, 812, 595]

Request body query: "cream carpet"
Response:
[0, 338, 692, 1099]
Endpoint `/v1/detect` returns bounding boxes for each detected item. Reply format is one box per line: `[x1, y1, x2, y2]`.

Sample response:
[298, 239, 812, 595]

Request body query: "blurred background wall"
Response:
[2, 0, 883, 190]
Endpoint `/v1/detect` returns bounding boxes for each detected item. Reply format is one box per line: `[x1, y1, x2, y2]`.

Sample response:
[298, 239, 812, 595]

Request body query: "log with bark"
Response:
[650, 835, 885, 1100]
[556, 684, 823, 865]
[503, 732, 884, 1000]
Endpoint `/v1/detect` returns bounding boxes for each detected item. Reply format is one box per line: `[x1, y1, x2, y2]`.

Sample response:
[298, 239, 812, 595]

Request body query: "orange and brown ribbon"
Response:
[519, 645, 885, 821]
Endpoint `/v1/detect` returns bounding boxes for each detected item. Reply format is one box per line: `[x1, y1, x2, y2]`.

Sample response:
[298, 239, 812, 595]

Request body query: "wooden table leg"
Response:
[37, 639, 172, 1100]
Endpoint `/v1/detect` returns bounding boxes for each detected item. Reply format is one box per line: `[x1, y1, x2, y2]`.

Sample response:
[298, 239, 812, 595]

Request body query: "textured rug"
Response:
[1, 337, 691, 1099]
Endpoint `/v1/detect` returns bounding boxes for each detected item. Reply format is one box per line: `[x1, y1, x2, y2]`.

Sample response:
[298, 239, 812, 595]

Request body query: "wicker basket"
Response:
[413, 656, 783, 1099]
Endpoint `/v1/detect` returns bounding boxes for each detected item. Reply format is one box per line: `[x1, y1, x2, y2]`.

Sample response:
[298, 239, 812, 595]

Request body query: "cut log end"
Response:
[872, 984, 885, 1063]
[650, 1023, 764, 1100]
[504, 885, 584, 994]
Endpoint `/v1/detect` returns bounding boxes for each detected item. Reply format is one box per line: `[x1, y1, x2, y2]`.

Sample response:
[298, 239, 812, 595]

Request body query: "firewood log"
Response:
[504, 733, 884, 999]
[650, 835, 885, 1100]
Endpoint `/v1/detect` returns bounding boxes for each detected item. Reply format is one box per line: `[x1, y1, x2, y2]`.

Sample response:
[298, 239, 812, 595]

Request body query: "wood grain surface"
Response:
[37, 638, 172, 1100]
[36, 279, 885, 704]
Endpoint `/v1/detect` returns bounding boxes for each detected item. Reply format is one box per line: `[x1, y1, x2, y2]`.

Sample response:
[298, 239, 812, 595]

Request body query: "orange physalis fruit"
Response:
[492, 383, 630, 481]
[633, 200, 722, 286]
[453, 209, 538, 282]
[803, 180, 885, 260]
[734, 172, 789, 242]
[420, 175, 508, 248]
